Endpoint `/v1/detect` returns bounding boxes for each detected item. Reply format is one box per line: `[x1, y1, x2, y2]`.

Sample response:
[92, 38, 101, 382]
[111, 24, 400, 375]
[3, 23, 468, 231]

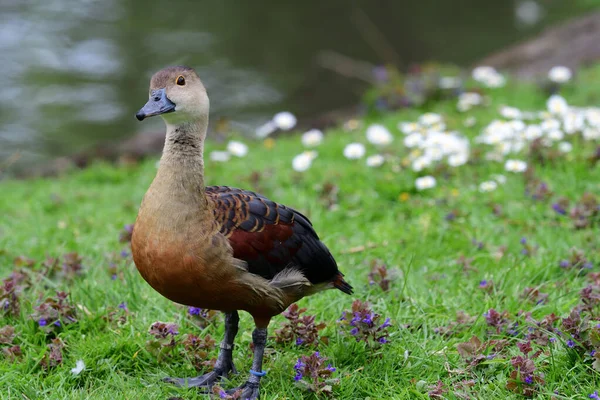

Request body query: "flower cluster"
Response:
[181, 333, 216, 372]
[506, 341, 545, 397]
[0, 325, 21, 361]
[30, 291, 77, 333]
[293, 352, 339, 396]
[146, 321, 179, 360]
[559, 248, 593, 270]
[339, 300, 391, 349]
[274, 304, 326, 347]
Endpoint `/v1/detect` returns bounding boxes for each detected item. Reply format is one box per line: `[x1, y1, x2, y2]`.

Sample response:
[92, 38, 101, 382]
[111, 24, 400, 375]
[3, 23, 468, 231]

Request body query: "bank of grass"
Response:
[1, 65, 600, 399]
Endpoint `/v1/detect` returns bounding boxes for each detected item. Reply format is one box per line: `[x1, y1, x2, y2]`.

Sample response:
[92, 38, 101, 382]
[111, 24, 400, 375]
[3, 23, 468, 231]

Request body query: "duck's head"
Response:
[136, 66, 209, 124]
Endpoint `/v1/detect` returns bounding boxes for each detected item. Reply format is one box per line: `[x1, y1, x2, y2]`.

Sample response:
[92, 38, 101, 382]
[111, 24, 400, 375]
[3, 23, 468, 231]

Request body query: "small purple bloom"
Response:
[487, 354, 496, 360]
[559, 260, 570, 268]
[552, 203, 567, 215]
[520, 237, 527, 245]
[524, 376, 533, 384]
[591, 350, 597, 357]
[38, 318, 47, 327]
[380, 318, 391, 329]
[188, 307, 201, 316]
[118, 302, 127, 310]
[550, 337, 557, 343]
[166, 325, 178, 335]
[295, 338, 304, 346]
[326, 363, 336, 372]
[219, 390, 228, 399]
[111, 274, 117, 280]
[584, 262, 594, 269]
[378, 337, 388, 344]
[120, 250, 129, 258]
[339, 311, 346, 321]
[294, 359, 305, 371]
[567, 339, 575, 348]
[54, 320, 61, 327]
[590, 391, 599, 400]
[479, 280, 487, 287]
[350, 327, 359, 336]
[362, 313, 373, 325]
[521, 248, 529, 255]
[294, 372, 303, 381]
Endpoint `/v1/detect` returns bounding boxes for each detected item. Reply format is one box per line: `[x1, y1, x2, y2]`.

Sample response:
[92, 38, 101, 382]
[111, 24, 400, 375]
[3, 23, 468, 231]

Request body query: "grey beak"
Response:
[136, 88, 176, 121]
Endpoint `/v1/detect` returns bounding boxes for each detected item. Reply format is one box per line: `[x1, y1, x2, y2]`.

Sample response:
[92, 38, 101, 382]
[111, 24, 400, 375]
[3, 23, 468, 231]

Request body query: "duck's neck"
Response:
[155, 119, 208, 206]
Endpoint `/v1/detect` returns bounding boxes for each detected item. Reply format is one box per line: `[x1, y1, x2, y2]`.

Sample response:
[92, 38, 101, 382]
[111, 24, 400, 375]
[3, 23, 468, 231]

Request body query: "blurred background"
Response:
[0, 0, 596, 173]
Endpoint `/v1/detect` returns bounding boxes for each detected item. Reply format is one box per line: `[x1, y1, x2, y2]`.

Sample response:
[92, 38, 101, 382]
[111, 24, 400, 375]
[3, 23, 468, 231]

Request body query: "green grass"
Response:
[2, 65, 600, 399]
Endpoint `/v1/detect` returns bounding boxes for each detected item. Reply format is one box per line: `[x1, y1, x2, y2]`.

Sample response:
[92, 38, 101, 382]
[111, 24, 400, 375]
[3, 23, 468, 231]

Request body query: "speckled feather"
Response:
[205, 186, 352, 294]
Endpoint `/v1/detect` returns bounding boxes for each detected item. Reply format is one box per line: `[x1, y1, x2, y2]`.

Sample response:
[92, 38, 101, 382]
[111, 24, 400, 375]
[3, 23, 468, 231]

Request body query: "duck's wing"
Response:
[205, 186, 352, 294]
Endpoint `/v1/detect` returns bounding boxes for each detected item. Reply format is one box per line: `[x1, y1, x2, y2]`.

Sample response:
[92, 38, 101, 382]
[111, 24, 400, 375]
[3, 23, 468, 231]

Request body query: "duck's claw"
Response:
[226, 381, 260, 400]
[164, 366, 234, 388]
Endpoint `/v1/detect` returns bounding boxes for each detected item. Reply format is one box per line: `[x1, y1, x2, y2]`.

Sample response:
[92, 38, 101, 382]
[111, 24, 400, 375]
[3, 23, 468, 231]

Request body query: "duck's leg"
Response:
[165, 311, 239, 387]
[227, 325, 268, 400]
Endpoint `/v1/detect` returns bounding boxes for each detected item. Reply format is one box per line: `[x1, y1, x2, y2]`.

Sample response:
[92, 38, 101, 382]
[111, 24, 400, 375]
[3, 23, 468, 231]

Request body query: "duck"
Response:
[131, 65, 353, 399]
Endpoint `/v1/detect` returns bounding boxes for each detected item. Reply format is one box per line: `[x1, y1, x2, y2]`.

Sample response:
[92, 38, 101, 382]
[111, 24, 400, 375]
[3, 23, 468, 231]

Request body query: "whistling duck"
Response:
[131, 66, 352, 399]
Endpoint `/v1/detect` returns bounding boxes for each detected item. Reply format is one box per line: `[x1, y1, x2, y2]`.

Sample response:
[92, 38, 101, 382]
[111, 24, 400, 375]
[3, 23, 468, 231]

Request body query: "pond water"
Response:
[0, 0, 585, 169]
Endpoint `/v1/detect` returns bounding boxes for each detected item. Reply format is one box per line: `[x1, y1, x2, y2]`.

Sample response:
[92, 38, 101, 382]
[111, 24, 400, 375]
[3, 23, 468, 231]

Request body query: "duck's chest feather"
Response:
[131, 199, 246, 311]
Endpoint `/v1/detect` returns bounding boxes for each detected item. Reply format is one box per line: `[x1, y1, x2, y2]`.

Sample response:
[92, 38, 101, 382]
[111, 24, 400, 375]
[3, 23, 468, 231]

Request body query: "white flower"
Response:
[447, 153, 468, 167]
[366, 154, 385, 167]
[492, 174, 507, 184]
[457, 92, 482, 111]
[419, 113, 442, 126]
[415, 176, 436, 190]
[292, 151, 317, 172]
[548, 66, 572, 83]
[500, 106, 522, 119]
[464, 116, 477, 127]
[504, 159, 528, 172]
[547, 95, 568, 115]
[343, 143, 366, 159]
[479, 181, 498, 192]
[399, 121, 420, 134]
[301, 129, 323, 147]
[472, 66, 505, 88]
[563, 112, 584, 134]
[209, 151, 231, 162]
[439, 76, 461, 89]
[366, 124, 393, 145]
[255, 121, 277, 138]
[547, 129, 564, 141]
[403, 132, 423, 148]
[226, 141, 248, 157]
[583, 128, 600, 140]
[412, 156, 432, 172]
[586, 108, 600, 127]
[558, 141, 573, 153]
[71, 360, 85, 375]
[524, 125, 543, 141]
[541, 118, 560, 132]
[273, 111, 297, 130]
[510, 120, 526, 132]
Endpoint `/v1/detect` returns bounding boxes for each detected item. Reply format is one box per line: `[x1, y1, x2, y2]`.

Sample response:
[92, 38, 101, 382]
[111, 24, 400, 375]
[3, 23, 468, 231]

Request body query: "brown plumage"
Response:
[131, 66, 352, 399]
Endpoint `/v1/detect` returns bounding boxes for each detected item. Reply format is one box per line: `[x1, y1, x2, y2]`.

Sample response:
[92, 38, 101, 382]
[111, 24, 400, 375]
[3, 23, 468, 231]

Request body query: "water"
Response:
[0, 0, 585, 170]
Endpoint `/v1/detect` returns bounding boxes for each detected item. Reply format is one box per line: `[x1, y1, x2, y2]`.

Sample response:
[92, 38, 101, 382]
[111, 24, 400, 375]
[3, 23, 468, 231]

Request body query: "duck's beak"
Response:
[135, 88, 176, 121]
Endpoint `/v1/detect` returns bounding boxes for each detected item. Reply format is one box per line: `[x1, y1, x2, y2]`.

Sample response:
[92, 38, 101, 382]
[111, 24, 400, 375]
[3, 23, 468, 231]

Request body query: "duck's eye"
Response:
[176, 75, 185, 86]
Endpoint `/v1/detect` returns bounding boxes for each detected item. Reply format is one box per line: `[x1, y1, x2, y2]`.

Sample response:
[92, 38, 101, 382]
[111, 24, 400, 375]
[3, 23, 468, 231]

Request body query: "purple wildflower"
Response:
[520, 237, 527, 245]
[552, 203, 567, 215]
[380, 318, 391, 329]
[295, 338, 304, 346]
[591, 350, 597, 357]
[350, 327, 359, 336]
[111, 274, 117, 280]
[118, 302, 127, 310]
[188, 307, 201, 316]
[567, 339, 575, 348]
[38, 319, 47, 327]
[559, 260, 570, 268]
[550, 337, 557, 343]
[524, 376, 533, 384]
[167, 325, 178, 335]
[590, 391, 600, 400]
[326, 364, 336, 372]
[120, 250, 129, 258]
[218, 390, 228, 399]
[294, 372, 303, 381]
[378, 337, 388, 344]
[53, 320, 61, 327]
